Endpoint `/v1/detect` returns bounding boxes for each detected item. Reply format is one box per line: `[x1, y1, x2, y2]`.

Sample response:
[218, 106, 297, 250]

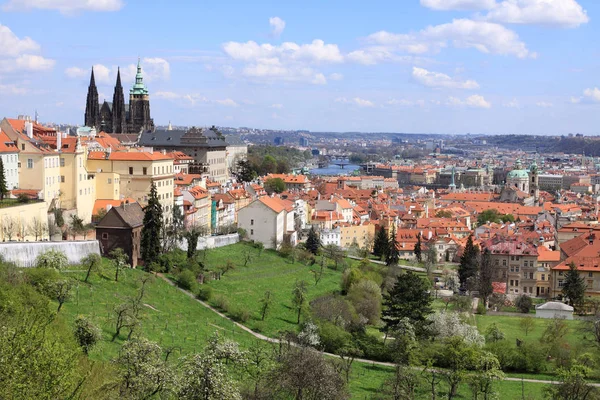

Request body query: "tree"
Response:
[292, 280, 308, 324]
[184, 227, 201, 260]
[323, 244, 345, 270]
[82, 253, 102, 283]
[178, 334, 246, 400]
[48, 279, 73, 312]
[2, 215, 17, 241]
[110, 247, 129, 282]
[306, 226, 320, 255]
[73, 316, 101, 355]
[516, 294, 533, 313]
[260, 290, 273, 321]
[264, 177, 286, 194]
[563, 262, 587, 309]
[0, 157, 7, 200]
[458, 234, 479, 290]
[478, 248, 494, 306]
[414, 233, 422, 263]
[373, 227, 389, 260]
[111, 302, 137, 342]
[379, 364, 421, 400]
[424, 244, 437, 276]
[28, 216, 48, 241]
[347, 279, 382, 325]
[485, 323, 505, 343]
[382, 271, 433, 337]
[544, 363, 598, 400]
[115, 338, 174, 398]
[467, 351, 505, 400]
[141, 183, 163, 267]
[440, 337, 480, 400]
[519, 317, 535, 336]
[477, 209, 515, 226]
[35, 249, 68, 270]
[69, 214, 85, 239]
[234, 159, 256, 183]
[386, 225, 400, 266]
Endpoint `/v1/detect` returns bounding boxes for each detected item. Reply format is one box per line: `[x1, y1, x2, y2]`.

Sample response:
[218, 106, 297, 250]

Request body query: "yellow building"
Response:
[57, 136, 95, 222]
[0, 201, 50, 241]
[87, 150, 175, 223]
[339, 222, 376, 250]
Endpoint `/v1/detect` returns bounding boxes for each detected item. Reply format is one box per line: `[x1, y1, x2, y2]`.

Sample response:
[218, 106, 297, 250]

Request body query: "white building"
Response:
[320, 227, 341, 247]
[238, 196, 297, 249]
[0, 130, 19, 190]
[535, 302, 573, 320]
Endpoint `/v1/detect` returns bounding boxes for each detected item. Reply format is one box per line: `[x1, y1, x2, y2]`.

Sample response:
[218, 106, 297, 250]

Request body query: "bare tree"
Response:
[2, 216, 17, 241]
[28, 216, 48, 241]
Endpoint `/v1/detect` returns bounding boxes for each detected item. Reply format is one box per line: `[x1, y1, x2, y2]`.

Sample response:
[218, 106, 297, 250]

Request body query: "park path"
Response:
[157, 274, 600, 388]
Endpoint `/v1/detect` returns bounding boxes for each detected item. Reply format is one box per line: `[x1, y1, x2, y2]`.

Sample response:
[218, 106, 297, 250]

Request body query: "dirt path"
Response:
[157, 274, 600, 387]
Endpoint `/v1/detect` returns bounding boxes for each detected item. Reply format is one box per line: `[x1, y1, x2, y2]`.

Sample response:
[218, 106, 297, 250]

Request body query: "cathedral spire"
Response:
[89, 66, 96, 87]
[115, 67, 122, 88]
[84, 67, 100, 129]
[112, 66, 126, 134]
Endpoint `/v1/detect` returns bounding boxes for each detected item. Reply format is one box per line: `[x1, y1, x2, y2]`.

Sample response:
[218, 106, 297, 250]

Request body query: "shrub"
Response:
[24, 267, 60, 295]
[318, 321, 352, 353]
[516, 294, 533, 313]
[177, 269, 196, 291]
[35, 250, 68, 270]
[213, 294, 230, 312]
[485, 323, 505, 343]
[476, 301, 487, 315]
[197, 285, 213, 301]
[73, 316, 101, 355]
[231, 306, 251, 323]
[253, 321, 266, 333]
[17, 193, 30, 203]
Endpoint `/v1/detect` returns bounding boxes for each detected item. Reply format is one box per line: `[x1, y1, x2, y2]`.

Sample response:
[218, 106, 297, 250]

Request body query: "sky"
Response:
[0, 0, 599, 135]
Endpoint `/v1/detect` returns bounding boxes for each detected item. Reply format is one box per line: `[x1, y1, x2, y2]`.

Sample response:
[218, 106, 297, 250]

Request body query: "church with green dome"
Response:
[503, 159, 540, 206]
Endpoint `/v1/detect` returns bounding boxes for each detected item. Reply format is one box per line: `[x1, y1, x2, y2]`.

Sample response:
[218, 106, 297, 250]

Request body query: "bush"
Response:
[476, 301, 487, 315]
[354, 331, 391, 362]
[177, 270, 197, 291]
[197, 285, 213, 301]
[35, 250, 68, 270]
[253, 321, 266, 333]
[231, 306, 251, 323]
[213, 294, 230, 312]
[516, 294, 533, 313]
[318, 321, 352, 353]
[24, 267, 60, 295]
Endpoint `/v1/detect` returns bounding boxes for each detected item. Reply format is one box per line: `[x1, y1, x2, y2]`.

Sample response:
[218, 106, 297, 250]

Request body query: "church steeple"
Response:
[84, 67, 100, 129]
[112, 67, 127, 133]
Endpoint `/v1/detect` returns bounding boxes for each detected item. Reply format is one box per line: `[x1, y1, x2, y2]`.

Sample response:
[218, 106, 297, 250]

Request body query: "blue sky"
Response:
[1, 0, 599, 135]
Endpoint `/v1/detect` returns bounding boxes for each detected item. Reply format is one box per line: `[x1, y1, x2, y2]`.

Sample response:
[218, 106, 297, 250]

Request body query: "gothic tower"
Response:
[128, 59, 155, 134]
[112, 67, 127, 133]
[84, 67, 100, 129]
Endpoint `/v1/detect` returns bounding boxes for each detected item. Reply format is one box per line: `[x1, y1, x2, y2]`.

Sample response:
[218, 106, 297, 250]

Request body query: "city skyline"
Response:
[0, 0, 599, 135]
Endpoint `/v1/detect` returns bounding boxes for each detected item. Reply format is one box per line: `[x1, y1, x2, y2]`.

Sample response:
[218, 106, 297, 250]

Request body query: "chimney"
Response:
[428, 230, 432, 240]
[25, 121, 33, 139]
[56, 131, 62, 151]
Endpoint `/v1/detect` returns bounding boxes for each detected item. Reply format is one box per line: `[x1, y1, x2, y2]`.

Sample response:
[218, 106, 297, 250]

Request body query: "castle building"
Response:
[84, 59, 155, 134]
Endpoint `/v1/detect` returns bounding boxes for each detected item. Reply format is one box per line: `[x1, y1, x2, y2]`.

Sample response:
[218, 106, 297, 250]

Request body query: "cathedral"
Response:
[84, 59, 155, 134]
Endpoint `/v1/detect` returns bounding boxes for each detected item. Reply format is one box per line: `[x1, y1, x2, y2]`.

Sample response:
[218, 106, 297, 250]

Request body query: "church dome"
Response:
[507, 169, 529, 179]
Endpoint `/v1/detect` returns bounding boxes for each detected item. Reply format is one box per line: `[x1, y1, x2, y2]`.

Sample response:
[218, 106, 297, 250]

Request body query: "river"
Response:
[309, 160, 361, 176]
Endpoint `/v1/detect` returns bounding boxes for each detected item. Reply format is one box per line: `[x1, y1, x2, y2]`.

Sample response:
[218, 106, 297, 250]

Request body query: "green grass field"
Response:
[202, 242, 348, 337]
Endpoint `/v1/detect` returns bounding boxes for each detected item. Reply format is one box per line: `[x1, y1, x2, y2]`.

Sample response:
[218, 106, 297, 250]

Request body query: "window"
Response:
[541, 274, 545, 281]
[502, 260, 506, 266]
[250, 229, 254, 235]
[27, 158, 33, 168]
[588, 280, 594, 288]
[101, 233, 108, 240]
[516, 266, 520, 272]
[21, 143, 25, 151]
[559, 271, 564, 276]
[129, 167, 133, 175]
[541, 287, 545, 294]
[143, 167, 147, 175]
[60, 176, 65, 183]
[510, 266, 515, 272]
[515, 280, 519, 287]
[495, 259, 499, 266]
[502, 271, 506, 278]
[251, 219, 254, 226]
[589, 272, 594, 278]
[558, 280, 564, 287]
[108, 178, 112, 184]
[529, 272, 534, 279]
[510, 280, 514, 286]
[511, 256, 515, 261]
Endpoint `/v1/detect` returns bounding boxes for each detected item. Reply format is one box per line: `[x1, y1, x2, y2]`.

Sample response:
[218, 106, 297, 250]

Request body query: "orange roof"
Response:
[0, 130, 18, 153]
[258, 196, 293, 213]
[88, 150, 172, 161]
[537, 246, 561, 262]
[187, 186, 209, 200]
[93, 198, 136, 215]
[174, 173, 203, 186]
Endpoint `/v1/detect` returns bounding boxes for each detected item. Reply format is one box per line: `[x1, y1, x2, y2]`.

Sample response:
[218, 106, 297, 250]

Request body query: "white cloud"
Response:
[536, 101, 553, 107]
[421, 0, 496, 11]
[214, 98, 238, 107]
[269, 17, 286, 37]
[0, 24, 40, 56]
[270, 103, 284, 109]
[583, 88, 600, 102]
[335, 97, 375, 107]
[570, 96, 582, 104]
[0, 54, 54, 72]
[154, 91, 181, 100]
[143, 57, 170, 80]
[484, 0, 589, 28]
[0, 24, 54, 74]
[3, 0, 124, 14]
[412, 66, 479, 89]
[311, 73, 327, 85]
[329, 72, 343, 81]
[0, 83, 28, 95]
[64, 66, 87, 78]
[447, 94, 491, 108]
[387, 98, 427, 107]
[361, 19, 535, 61]
[503, 98, 520, 108]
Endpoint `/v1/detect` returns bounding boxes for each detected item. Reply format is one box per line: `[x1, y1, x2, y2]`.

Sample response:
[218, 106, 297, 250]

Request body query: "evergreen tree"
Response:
[382, 271, 433, 337]
[373, 227, 389, 259]
[458, 234, 479, 289]
[0, 157, 7, 200]
[306, 226, 320, 255]
[414, 233, 422, 263]
[563, 262, 586, 308]
[141, 183, 163, 268]
[386, 225, 400, 266]
[234, 159, 256, 183]
[478, 248, 494, 306]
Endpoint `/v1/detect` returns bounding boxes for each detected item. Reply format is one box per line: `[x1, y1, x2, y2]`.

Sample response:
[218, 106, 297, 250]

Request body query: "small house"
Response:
[96, 202, 144, 268]
[535, 301, 574, 320]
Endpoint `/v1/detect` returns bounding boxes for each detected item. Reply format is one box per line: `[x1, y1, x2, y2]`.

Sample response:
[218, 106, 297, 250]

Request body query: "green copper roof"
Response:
[507, 169, 529, 179]
[130, 58, 149, 95]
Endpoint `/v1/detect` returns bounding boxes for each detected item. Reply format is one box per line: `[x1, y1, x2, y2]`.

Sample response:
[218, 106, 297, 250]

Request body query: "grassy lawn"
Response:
[59, 265, 257, 361]
[475, 314, 585, 348]
[202, 242, 347, 337]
